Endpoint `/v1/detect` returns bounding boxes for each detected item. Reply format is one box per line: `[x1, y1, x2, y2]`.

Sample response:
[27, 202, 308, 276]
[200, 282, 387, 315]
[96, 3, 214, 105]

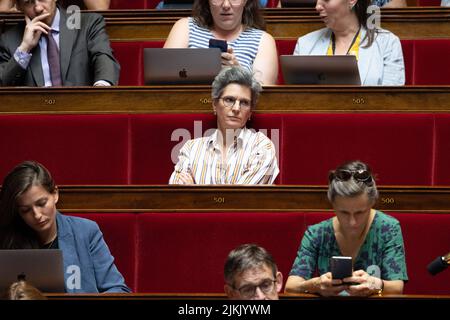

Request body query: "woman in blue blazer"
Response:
[0, 161, 131, 293]
[294, 0, 405, 86]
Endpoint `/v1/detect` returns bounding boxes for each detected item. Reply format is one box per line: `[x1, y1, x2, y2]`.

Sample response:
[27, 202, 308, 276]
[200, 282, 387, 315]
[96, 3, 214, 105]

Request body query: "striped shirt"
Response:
[169, 128, 279, 185]
[188, 17, 263, 72]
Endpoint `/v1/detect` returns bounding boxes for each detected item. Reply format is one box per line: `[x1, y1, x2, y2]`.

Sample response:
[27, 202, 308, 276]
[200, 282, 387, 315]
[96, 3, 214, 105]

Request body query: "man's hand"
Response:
[18, 13, 51, 53]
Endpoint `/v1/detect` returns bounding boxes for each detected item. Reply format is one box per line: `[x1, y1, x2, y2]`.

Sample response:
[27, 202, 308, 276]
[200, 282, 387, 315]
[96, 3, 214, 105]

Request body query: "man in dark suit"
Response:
[0, 0, 119, 86]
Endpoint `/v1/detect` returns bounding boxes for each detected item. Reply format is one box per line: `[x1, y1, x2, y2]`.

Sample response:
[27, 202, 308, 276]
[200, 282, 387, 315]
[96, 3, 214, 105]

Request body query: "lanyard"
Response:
[331, 26, 361, 55]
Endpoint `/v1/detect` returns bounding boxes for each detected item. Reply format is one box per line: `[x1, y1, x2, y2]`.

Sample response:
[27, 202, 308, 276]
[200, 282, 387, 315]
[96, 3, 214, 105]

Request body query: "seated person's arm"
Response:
[169, 141, 195, 184]
[83, 0, 110, 10]
[344, 270, 404, 296]
[164, 18, 189, 48]
[252, 32, 278, 85]
[285, 273, 349, 297]
[381, 0, 407, 8]
[381, 33, 405, 85]
[234, 134, 279, 184]
[88, 14, 120, 85]
[88, 221, 131, 293]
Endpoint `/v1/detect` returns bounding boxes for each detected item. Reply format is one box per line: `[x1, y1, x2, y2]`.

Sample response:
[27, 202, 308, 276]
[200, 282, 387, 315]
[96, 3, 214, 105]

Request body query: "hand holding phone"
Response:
[209, 38, 228, 53]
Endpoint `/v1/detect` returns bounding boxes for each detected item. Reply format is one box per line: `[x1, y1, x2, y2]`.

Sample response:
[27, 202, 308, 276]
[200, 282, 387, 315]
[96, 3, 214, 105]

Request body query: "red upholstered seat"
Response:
[391, 213, 450, 295]
[281, 114, 434, 185]
[413, 39, 450, 85]
[135, 212, 305, 293]
[67, 213, 137, 292]
[112, 41, 165, 86]
[400, 40, 414, 85]
[275, 39, 297, 84]
[0, 115, 129, 184]
[416, 0, 442, 5]
[110, 0, 147, 9]
[111, 42, 142, 86]
[55, 211, 450, 295]
[433, 115, 450, 186]
[130, 114, 216, 184]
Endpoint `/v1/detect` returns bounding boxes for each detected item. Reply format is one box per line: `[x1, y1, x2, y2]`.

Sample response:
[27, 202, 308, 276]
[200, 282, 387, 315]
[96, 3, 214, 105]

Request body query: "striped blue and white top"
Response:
[169, 128, 279, 185]
[188, 17, 263, 72]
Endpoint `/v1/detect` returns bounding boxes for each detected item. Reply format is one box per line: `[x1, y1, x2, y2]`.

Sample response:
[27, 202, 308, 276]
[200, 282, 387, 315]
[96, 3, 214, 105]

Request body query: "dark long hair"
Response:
[0, 161, 57, 249]
[192, 0, 266, 30]
[354, 0, 377, 48]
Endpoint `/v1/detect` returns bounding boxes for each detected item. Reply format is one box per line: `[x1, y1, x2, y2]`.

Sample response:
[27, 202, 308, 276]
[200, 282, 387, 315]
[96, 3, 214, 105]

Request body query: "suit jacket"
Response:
[56, 212, 131, 293]
[0, 8, 119, 86]
[293, 27, 405, 86]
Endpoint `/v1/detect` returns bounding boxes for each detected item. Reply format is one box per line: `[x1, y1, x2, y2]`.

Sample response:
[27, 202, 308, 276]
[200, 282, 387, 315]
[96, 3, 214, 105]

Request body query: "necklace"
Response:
[42, 235, 57, 249]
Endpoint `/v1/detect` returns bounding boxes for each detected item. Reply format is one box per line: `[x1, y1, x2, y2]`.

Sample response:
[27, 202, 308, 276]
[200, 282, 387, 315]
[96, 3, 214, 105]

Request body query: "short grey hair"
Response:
[224, 244, 277, 287]
[327, 160, 379, 204]
[211, 67, 262, 110]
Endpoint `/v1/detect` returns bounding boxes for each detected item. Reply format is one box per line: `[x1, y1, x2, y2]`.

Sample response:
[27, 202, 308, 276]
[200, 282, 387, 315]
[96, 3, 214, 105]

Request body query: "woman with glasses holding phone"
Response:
[163, 0, 278, 85]
[285, 160, 408, 296]
[169, 66, 279, 185]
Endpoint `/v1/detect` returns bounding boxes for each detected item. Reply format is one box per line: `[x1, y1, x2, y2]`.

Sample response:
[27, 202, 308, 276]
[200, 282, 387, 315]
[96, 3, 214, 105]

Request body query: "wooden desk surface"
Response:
[1, 86, 449, 114]
[44, 292, 450, 300]
[56, 185, 450, 213]
[1, 8, 449, 40]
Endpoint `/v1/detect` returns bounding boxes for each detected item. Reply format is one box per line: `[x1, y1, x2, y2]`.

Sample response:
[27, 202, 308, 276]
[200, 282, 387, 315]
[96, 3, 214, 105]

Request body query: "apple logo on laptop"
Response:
[179, 68, 188, 79]
[17, 272, 26, 281]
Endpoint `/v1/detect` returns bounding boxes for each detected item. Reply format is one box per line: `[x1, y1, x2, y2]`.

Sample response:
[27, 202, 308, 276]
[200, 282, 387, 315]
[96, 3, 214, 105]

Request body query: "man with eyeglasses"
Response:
[0, 0, 119, 86]
[224, 244, 283, 300]
[169, 66, 279, 185]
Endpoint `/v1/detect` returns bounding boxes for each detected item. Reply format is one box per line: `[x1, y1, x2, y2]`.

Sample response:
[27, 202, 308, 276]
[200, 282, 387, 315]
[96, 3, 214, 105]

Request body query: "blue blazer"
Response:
[56, 213, 131, 293]
[293, 27, 405, 86]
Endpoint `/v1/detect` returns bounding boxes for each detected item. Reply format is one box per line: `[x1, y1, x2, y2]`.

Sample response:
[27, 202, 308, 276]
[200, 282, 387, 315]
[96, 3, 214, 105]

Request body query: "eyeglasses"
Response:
[210, 0, 245, 6]
[219, 96, 252, 110]
[332, 169, 373, 184]
[234, 279, 276, 299]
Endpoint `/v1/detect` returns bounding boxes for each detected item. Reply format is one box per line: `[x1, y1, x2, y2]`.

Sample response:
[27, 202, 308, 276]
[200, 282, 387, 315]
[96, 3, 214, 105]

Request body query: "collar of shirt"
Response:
[207, 127, 248, 152]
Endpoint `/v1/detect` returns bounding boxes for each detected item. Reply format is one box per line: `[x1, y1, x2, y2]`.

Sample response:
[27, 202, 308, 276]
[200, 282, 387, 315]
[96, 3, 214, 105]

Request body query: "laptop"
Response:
[144, 48, 222, 85]
[160, 0, 194, 9]
[280, 55, 361, 85]
[280, 0, 316, 7]
[0, 249, 65, 293]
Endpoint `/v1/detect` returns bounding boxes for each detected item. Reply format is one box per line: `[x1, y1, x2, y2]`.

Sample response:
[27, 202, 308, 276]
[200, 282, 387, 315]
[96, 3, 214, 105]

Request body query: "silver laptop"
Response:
[280, 55, 361, 85]
[0, 249, 65, 293]
[144, 48, 222, 85]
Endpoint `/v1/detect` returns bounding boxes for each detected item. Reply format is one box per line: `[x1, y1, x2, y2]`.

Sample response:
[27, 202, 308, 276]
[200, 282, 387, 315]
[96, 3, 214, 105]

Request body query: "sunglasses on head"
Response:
[332, 169, 373, 183]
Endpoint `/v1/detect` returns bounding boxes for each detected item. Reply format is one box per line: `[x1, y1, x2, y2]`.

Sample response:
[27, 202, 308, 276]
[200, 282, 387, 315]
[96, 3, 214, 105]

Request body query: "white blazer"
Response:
[442, 0, 450, 7]
[293, 27, 405, 86]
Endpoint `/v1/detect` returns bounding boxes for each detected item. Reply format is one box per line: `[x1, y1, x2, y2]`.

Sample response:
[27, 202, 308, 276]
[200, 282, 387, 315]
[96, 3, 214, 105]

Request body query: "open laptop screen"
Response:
[280, 55, 361, 85]
[0, 249, 65, 293]
[144, 48, 222, 85]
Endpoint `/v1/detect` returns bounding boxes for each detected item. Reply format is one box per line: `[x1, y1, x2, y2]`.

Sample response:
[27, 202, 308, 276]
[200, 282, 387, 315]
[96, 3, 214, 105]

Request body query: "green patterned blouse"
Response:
[289, 211, 408, 281]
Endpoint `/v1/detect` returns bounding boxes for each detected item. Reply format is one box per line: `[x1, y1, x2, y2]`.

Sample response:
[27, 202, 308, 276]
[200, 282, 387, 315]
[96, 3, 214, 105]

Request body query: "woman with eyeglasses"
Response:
[285, 160, 408, 296]
[163, 0, 278, 85]
[169, 66, 279, 185]
[292, 0, 405, 85]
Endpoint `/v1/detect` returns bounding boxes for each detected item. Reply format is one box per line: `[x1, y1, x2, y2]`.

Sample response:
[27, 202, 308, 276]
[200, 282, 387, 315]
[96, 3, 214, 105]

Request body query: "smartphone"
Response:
[209, 39, 228, 53]
[330, 256, 353, 280]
